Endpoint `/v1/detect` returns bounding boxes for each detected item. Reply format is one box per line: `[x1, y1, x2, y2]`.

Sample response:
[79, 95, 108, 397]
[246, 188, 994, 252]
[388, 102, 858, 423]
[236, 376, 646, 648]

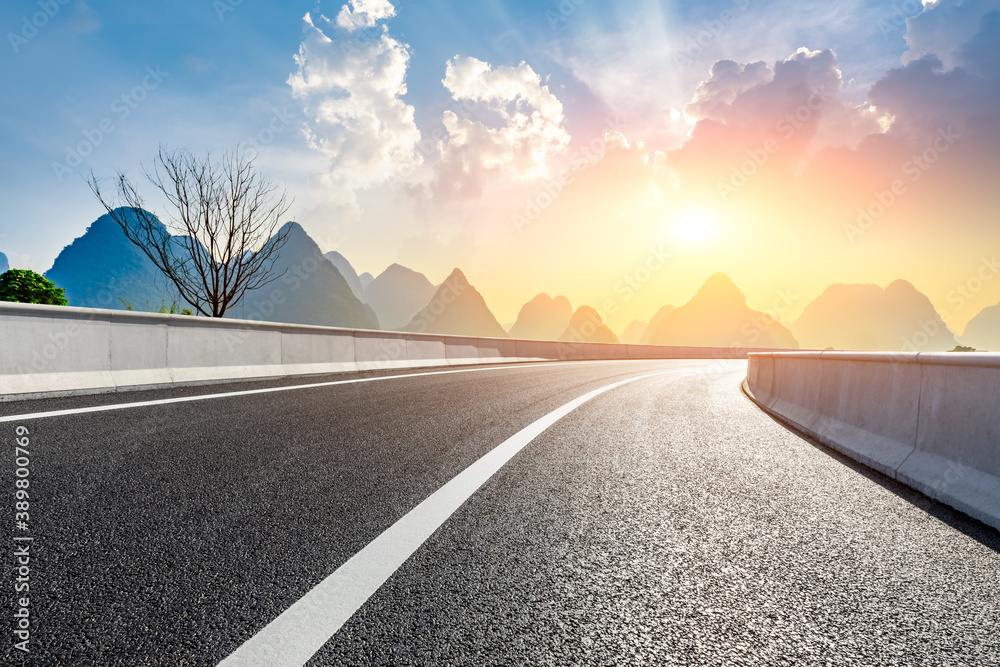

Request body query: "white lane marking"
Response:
[0, 360, 648, 423]
[217, 369, 681, 667]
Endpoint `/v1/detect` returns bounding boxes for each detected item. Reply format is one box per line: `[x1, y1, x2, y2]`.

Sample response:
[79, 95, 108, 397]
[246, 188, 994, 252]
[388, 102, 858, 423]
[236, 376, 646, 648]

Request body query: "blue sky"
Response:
[1, 0, 915, 271]
[5, 0, 1000, 331]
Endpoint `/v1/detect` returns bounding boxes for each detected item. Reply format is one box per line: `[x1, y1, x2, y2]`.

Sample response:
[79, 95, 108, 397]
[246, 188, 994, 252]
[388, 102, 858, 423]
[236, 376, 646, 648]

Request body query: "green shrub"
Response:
[0, 269, 68, 306]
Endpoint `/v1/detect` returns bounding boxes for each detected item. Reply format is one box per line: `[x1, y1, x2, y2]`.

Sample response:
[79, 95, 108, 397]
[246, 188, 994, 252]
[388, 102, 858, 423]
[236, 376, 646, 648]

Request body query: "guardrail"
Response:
[1, 301, 764, 401]
[744, 351, 1000, 531]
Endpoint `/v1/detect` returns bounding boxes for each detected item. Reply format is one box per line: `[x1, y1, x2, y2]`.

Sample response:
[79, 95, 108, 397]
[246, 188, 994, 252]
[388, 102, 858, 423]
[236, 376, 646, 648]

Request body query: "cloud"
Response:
[667, 47, 882, 192]
[903, 0, 1000, 69]
[336, 0, 396, 30]
[287, 5, 421, 209]
[871, 8, 1000, 144]
[432, 57, 570, 200]
[684, 59, 774, 124]
[670, 3, 1000, 195]
[547, 0, 896, 151]
[691, 49, 846, 130]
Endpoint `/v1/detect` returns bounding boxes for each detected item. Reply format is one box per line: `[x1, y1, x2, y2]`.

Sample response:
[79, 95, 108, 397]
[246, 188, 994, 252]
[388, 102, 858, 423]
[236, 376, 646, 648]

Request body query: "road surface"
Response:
[2, 360, 997, 665]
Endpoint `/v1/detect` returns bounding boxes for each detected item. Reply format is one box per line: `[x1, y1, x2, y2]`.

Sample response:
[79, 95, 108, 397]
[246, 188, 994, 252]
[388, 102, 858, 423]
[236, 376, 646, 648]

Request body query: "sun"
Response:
[672, 207, 717, 243]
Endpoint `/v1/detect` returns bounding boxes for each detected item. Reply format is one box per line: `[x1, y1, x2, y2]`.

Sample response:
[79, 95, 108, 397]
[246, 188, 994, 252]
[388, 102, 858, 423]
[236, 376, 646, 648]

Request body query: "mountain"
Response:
[559, 306, 620, 344]
[790, 280, 956, 351]
[402, 268, 507, 337]
[648, 273, 798, 348]
[640, 305, 675, 344]
[620, 319, 647, 344]
[364, 263, 437, 330]
[324, 251, 365, 302]
[961, 304, 1000, 351]
[45, 210, 184, 310]
[359, 272, 374, 290]
[47, 211, 375, 328]
[0, 251, 8, 273]
[228, 222, 376, 329]
[507, 293, 573, 340]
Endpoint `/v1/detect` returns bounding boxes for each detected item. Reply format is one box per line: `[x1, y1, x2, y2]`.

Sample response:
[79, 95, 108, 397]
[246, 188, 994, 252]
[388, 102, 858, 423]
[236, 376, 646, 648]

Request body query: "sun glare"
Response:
[672, 207, 717, 243]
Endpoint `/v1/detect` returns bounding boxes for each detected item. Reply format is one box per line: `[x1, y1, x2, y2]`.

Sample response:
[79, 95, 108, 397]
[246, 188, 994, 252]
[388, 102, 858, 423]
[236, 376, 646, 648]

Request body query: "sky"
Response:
[2, 0, 1000, 333]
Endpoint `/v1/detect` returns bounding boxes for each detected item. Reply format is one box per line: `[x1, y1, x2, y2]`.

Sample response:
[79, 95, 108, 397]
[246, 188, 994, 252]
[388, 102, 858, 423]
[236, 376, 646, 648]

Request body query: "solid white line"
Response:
[216, 370, 679, 667]
[0, 360, 634, 423]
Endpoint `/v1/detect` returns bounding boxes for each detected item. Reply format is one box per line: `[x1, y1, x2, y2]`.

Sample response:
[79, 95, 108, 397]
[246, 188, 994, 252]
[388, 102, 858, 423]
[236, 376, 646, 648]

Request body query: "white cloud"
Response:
[680, 49, 876, 151]
[433, 57, 570, 199]
[548, 0, 893, 151]
[903, 0, 1000, 69]
[287, 6, 421, 209]
[684, 59, 773, 124]
[335, 0, 396, 30]
[871, 11, 1000, 143]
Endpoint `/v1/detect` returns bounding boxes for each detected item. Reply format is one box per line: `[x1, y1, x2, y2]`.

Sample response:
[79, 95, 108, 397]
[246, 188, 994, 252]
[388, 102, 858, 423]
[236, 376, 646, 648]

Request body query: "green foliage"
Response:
[950, 345, 977, 352]
[118, 297, 193, 316]
[0, 269, 68, 306]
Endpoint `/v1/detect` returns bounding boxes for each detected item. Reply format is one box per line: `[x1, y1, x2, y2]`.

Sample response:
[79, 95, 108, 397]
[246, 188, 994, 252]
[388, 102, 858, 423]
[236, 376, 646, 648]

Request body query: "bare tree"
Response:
[88, 145, 293, 317]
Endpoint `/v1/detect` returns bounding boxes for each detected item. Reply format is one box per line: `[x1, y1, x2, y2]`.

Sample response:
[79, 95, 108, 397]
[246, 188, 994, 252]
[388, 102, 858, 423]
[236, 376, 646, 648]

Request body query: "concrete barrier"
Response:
[557, 341, 577, 359]
[444, 336, 481, 366]
[598, 342, 629, 360]
[0, 303, 114, 396]
[110, 310, 171, 390]
[513, 339, 552, 363]
[167, 316, 284, 385]
[280, 325, 357, 377]
[2, 301, 771, 401]
[744, 351, 1000, 531]
[404, 335, 448, 369]
[354, 331, 409, 371]
[626, 344, 655, 360]
[475, 338, 514, 364]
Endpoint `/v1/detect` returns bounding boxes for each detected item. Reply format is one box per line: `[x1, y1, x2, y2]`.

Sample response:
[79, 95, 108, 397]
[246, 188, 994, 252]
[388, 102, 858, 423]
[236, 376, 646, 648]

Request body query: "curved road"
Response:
[2, 360, 997, 665]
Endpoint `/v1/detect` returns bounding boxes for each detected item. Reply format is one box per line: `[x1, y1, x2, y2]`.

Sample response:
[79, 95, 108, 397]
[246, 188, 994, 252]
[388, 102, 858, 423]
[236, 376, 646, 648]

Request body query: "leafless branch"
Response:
[87, 145, 293, 317]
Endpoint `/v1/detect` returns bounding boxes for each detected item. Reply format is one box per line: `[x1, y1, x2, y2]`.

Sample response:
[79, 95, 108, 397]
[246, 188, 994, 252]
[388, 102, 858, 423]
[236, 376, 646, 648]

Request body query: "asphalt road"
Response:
[2, 360, 998, 666]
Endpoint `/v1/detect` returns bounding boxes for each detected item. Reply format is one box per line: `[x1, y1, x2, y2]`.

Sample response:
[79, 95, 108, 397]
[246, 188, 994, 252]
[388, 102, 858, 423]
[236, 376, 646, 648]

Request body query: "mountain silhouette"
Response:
[508, 293, 573, 340]
[228, 222, 376, 329]
[620, 319, 647, 344]
[648, 273, 798, 348]
[559, 306, 620, 344]
[324, 251, 365, 302]
[640, 305, 675, 344]
[45, 210, 184, 310]
[0, 251, 8, 273]
[403, 268, 507, 337]
[359, 272, 374, 289]
[961, 303, 1000, 351]
[364, 263, 437, 330]
[791, 280, 956, 351]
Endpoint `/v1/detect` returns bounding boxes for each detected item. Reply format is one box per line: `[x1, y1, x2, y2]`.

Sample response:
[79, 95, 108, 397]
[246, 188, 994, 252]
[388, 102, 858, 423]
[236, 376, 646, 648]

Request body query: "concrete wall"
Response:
[1, 301, 772, 401]
[744, 351, 1000, 531]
